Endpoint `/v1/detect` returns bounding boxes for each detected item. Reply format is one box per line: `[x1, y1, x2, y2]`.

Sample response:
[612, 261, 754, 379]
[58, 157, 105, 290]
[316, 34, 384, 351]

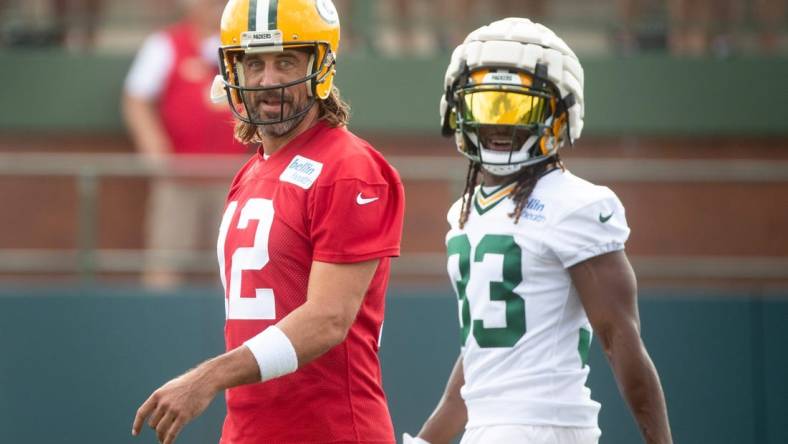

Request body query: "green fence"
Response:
[1, 51, 788, 135]
[0, 286, 786, 443]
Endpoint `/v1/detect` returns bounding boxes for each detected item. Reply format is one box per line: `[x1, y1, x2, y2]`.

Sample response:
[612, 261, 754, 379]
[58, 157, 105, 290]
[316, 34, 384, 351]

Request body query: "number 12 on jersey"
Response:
[447, 234, 525, 348]
[217, 199, 277, 320]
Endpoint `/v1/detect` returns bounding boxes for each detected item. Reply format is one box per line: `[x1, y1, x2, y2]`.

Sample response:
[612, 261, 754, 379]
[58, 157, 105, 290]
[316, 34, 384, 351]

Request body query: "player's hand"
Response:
[402, 433, 431, 444]
[131, 369, 217, 444]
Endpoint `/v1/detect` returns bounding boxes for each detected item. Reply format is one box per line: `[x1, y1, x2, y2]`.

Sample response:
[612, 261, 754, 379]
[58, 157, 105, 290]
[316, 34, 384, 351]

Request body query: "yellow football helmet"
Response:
[215, 0, 340, 125]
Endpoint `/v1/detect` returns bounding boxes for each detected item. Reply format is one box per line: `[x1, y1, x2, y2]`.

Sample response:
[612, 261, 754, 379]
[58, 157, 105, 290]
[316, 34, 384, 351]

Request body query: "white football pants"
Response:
[460, 425, 601, 444]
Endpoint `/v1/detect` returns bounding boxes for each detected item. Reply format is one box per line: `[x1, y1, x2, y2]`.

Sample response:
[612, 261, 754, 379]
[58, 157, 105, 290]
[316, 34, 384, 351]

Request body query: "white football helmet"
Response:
[440, 18, 585, 176]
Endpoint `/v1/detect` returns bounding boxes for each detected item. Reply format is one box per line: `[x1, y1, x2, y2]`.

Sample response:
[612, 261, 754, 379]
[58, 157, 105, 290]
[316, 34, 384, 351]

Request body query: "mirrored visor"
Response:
[462, 89, 550, 126]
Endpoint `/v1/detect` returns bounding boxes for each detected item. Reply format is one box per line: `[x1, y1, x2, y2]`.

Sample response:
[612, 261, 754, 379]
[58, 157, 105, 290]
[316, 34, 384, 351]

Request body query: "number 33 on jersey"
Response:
[446, 171, 630, 354]
[446, 170, 631, 428]
[446, 169, 629, 427]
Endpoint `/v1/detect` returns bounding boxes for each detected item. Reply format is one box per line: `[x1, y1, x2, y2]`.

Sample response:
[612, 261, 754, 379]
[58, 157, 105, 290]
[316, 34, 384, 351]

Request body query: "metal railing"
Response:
[1, 152, 788, 281]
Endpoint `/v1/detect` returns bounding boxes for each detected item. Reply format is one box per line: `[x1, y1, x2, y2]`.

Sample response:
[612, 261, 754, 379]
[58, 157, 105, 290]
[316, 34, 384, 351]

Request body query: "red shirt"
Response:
[159, 22, 244, 155]
[217, 122, 405, 443]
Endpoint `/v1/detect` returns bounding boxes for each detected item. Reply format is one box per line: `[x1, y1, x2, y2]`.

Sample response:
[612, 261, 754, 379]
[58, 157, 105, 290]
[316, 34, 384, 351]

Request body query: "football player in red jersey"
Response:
[131, 1, 405, 443]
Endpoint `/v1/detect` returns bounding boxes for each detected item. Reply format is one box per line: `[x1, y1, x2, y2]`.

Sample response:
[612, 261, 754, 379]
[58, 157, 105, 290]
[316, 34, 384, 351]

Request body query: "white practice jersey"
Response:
[445, 169, 630, 429]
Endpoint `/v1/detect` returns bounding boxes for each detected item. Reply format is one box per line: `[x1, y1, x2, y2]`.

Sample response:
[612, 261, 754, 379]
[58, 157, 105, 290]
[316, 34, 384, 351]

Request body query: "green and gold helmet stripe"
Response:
[268, 0, 278, 30]
[248, 0, 257, 31]
[248, 0, 279, 32]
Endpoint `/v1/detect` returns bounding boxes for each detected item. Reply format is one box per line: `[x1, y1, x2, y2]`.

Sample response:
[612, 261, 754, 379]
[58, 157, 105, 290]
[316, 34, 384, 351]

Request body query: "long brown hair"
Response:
[233, 85, 351, 144]
[458, 155, 563, 229]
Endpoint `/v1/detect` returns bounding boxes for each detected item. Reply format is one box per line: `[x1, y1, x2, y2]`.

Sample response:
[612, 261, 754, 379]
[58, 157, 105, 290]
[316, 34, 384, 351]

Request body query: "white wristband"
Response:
[243, 326, 298, 382]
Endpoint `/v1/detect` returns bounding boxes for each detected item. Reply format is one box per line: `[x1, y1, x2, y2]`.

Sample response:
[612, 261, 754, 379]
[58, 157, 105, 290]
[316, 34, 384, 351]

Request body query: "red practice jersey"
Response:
[217, 121, 405, 444]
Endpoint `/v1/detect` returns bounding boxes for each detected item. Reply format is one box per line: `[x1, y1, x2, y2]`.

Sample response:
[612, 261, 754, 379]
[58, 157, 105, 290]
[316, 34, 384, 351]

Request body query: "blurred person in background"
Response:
[755, 0, 786, 53]
[615, 0, 648, 53]
[616, 0, 641, 52]
[378, 0, 557, 55]
[379, 0, 436, 55]
[404, 17, 672, 444]
[442, 0, 547, 50]
[667, 0, 742, 56]
[0, 0, 102, 48]
[376, 0, 548, 55]
[614, 0, 669, 54]
[123, 0, 247, 289]
[132, 0, 405, 443]
[51, 0, 103, 49]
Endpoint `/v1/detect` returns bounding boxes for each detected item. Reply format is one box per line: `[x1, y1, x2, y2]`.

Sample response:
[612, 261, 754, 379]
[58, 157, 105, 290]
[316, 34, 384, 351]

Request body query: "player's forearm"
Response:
[202, 300, 353, 390]
[418, 394, 467, 444]
[122, 94, 172, 156]
[419, 356, 467, 443]
[196, 301, 352, 391]
[195, 346, 262, 392]
[277, 300, 353, 366]
[607, 332, 672, 444]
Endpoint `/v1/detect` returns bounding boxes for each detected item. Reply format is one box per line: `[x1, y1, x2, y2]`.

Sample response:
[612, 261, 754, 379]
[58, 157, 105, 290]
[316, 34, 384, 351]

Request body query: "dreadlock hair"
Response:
[458, 154, 564, 229]
[458, 161, 482, 229]
[233, 85, 351, 144]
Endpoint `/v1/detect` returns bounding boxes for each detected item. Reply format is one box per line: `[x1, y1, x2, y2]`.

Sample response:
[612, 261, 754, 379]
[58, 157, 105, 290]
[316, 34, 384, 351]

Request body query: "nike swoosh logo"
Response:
[599, 212, 614, 223]
[356, 193, 379, 205]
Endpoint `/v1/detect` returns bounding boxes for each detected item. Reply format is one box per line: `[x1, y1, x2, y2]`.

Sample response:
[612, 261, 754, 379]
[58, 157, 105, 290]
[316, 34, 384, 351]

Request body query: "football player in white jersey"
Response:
[403, 18, 673, 444]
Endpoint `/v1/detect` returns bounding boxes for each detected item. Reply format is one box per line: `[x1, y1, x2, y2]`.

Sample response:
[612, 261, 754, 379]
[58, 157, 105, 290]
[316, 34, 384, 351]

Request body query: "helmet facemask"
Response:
[451, 66, 569, 176]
